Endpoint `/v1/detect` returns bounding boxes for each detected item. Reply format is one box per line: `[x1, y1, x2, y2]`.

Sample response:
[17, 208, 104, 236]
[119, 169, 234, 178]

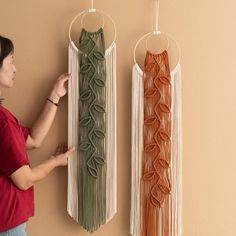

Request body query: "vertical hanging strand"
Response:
[112, 43, 117, 220]
[171, 67, 177, 236]
[105, 42, 117, 222]
[138, 65, 144, 236]
[155, 0, 160, 32]
[67, 42, 79, 222]
[78, 28, 106, 232]
[105, 44, 111, 221]
[131, 65, 138, 236]
[170, 64, 183, 236]
[162, 52, 172, 236]
[177, 65, 183, 236]
[131, 63, 144, 236]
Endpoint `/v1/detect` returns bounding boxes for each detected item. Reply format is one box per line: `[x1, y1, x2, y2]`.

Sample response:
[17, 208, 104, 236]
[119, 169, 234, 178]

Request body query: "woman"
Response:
[0, 35, 75, 235]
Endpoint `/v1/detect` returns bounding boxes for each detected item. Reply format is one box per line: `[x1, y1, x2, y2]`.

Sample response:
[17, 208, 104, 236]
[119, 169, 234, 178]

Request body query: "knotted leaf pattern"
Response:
[78, 27, 107, 232]
[142, 50, 172, 226]
[79, 31, 106, 179]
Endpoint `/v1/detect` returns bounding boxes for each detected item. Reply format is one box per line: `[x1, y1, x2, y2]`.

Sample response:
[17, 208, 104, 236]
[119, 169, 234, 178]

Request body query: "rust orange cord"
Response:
[142, 50, 172, 236]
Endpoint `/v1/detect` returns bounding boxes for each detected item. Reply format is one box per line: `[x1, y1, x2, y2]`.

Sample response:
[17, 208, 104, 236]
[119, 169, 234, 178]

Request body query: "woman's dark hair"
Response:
[0, 36, 13, 104]
[0, 35, 14, 68]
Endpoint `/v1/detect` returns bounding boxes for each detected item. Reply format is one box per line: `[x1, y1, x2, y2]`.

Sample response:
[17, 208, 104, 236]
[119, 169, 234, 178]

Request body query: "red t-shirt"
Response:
[0, 105, 34, 232]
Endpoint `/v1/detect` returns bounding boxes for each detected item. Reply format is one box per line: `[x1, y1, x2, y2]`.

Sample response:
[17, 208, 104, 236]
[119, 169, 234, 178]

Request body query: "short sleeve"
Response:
[0, 119, 29, 177]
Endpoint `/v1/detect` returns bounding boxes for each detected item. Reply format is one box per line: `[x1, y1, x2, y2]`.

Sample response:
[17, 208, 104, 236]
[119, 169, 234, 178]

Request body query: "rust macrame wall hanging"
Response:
[130, 1, 183, 236]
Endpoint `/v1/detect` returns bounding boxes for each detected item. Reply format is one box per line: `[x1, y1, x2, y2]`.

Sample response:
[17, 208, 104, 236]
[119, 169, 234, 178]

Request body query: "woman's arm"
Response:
[10, 145, 75, 190]
[26, 73, 71, 149]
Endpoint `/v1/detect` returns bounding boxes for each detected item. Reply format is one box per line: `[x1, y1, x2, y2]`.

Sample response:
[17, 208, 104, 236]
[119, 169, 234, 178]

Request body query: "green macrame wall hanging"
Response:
[67, 6, 117, 233]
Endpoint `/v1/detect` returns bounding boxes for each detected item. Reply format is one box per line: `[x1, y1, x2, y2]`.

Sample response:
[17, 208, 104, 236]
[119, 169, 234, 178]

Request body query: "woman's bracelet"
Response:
[47, 98, 59, 107]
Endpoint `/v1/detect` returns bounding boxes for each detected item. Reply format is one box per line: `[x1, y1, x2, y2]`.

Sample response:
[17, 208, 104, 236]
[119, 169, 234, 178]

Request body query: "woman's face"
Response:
[0, 53, 16, 88]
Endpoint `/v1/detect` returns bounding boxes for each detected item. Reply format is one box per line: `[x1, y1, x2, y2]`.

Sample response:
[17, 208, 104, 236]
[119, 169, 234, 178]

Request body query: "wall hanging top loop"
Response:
[68, 8, 116, 48]
[133, 0, 181, 67]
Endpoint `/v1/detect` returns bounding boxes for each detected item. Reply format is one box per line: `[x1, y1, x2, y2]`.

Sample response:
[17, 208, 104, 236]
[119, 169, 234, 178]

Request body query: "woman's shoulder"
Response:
[0, 105, 18, 125]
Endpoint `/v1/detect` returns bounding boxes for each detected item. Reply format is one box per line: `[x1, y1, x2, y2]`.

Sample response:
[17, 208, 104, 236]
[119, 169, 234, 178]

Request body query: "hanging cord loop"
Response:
[133, 0, 181, 65]
[90, 0, 95, 11]
[155, 0, 160, 33]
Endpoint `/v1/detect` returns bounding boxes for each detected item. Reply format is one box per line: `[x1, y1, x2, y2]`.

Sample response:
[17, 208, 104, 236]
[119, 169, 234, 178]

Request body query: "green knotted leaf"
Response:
[94, 155, 105, 165]
[94, 77, 105, 87]
[93, 129, 105, 139]
[79, 39, 90, 48]
[93, 51, 105, 60]
[80, 90, 92, 101]
[79, 142, 91, 151]
[93, 103, 105, 113]
[79, 116, 92, 127]
[80, 63, 92, 73]
[88, 166, 98, 178]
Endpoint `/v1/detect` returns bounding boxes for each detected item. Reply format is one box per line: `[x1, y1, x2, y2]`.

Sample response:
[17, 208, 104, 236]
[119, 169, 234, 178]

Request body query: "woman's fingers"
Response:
[59, 73, 71, 82]
[63, 74, 71, 81]
[64, 146, 75, 157]
[54, 144, 75, 161]
[51, 145, 75, 166]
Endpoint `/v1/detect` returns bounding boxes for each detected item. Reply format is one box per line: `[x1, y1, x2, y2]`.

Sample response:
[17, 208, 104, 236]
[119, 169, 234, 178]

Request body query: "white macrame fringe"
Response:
[68, 42, 79, 222]
[130, 64, 143, 236]
[105, 42, 117, 222]
[170, 64, 183, 236]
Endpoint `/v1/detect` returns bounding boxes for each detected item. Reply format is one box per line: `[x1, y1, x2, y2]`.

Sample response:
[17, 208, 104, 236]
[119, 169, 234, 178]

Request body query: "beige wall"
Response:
[1, 0, 236, 235]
